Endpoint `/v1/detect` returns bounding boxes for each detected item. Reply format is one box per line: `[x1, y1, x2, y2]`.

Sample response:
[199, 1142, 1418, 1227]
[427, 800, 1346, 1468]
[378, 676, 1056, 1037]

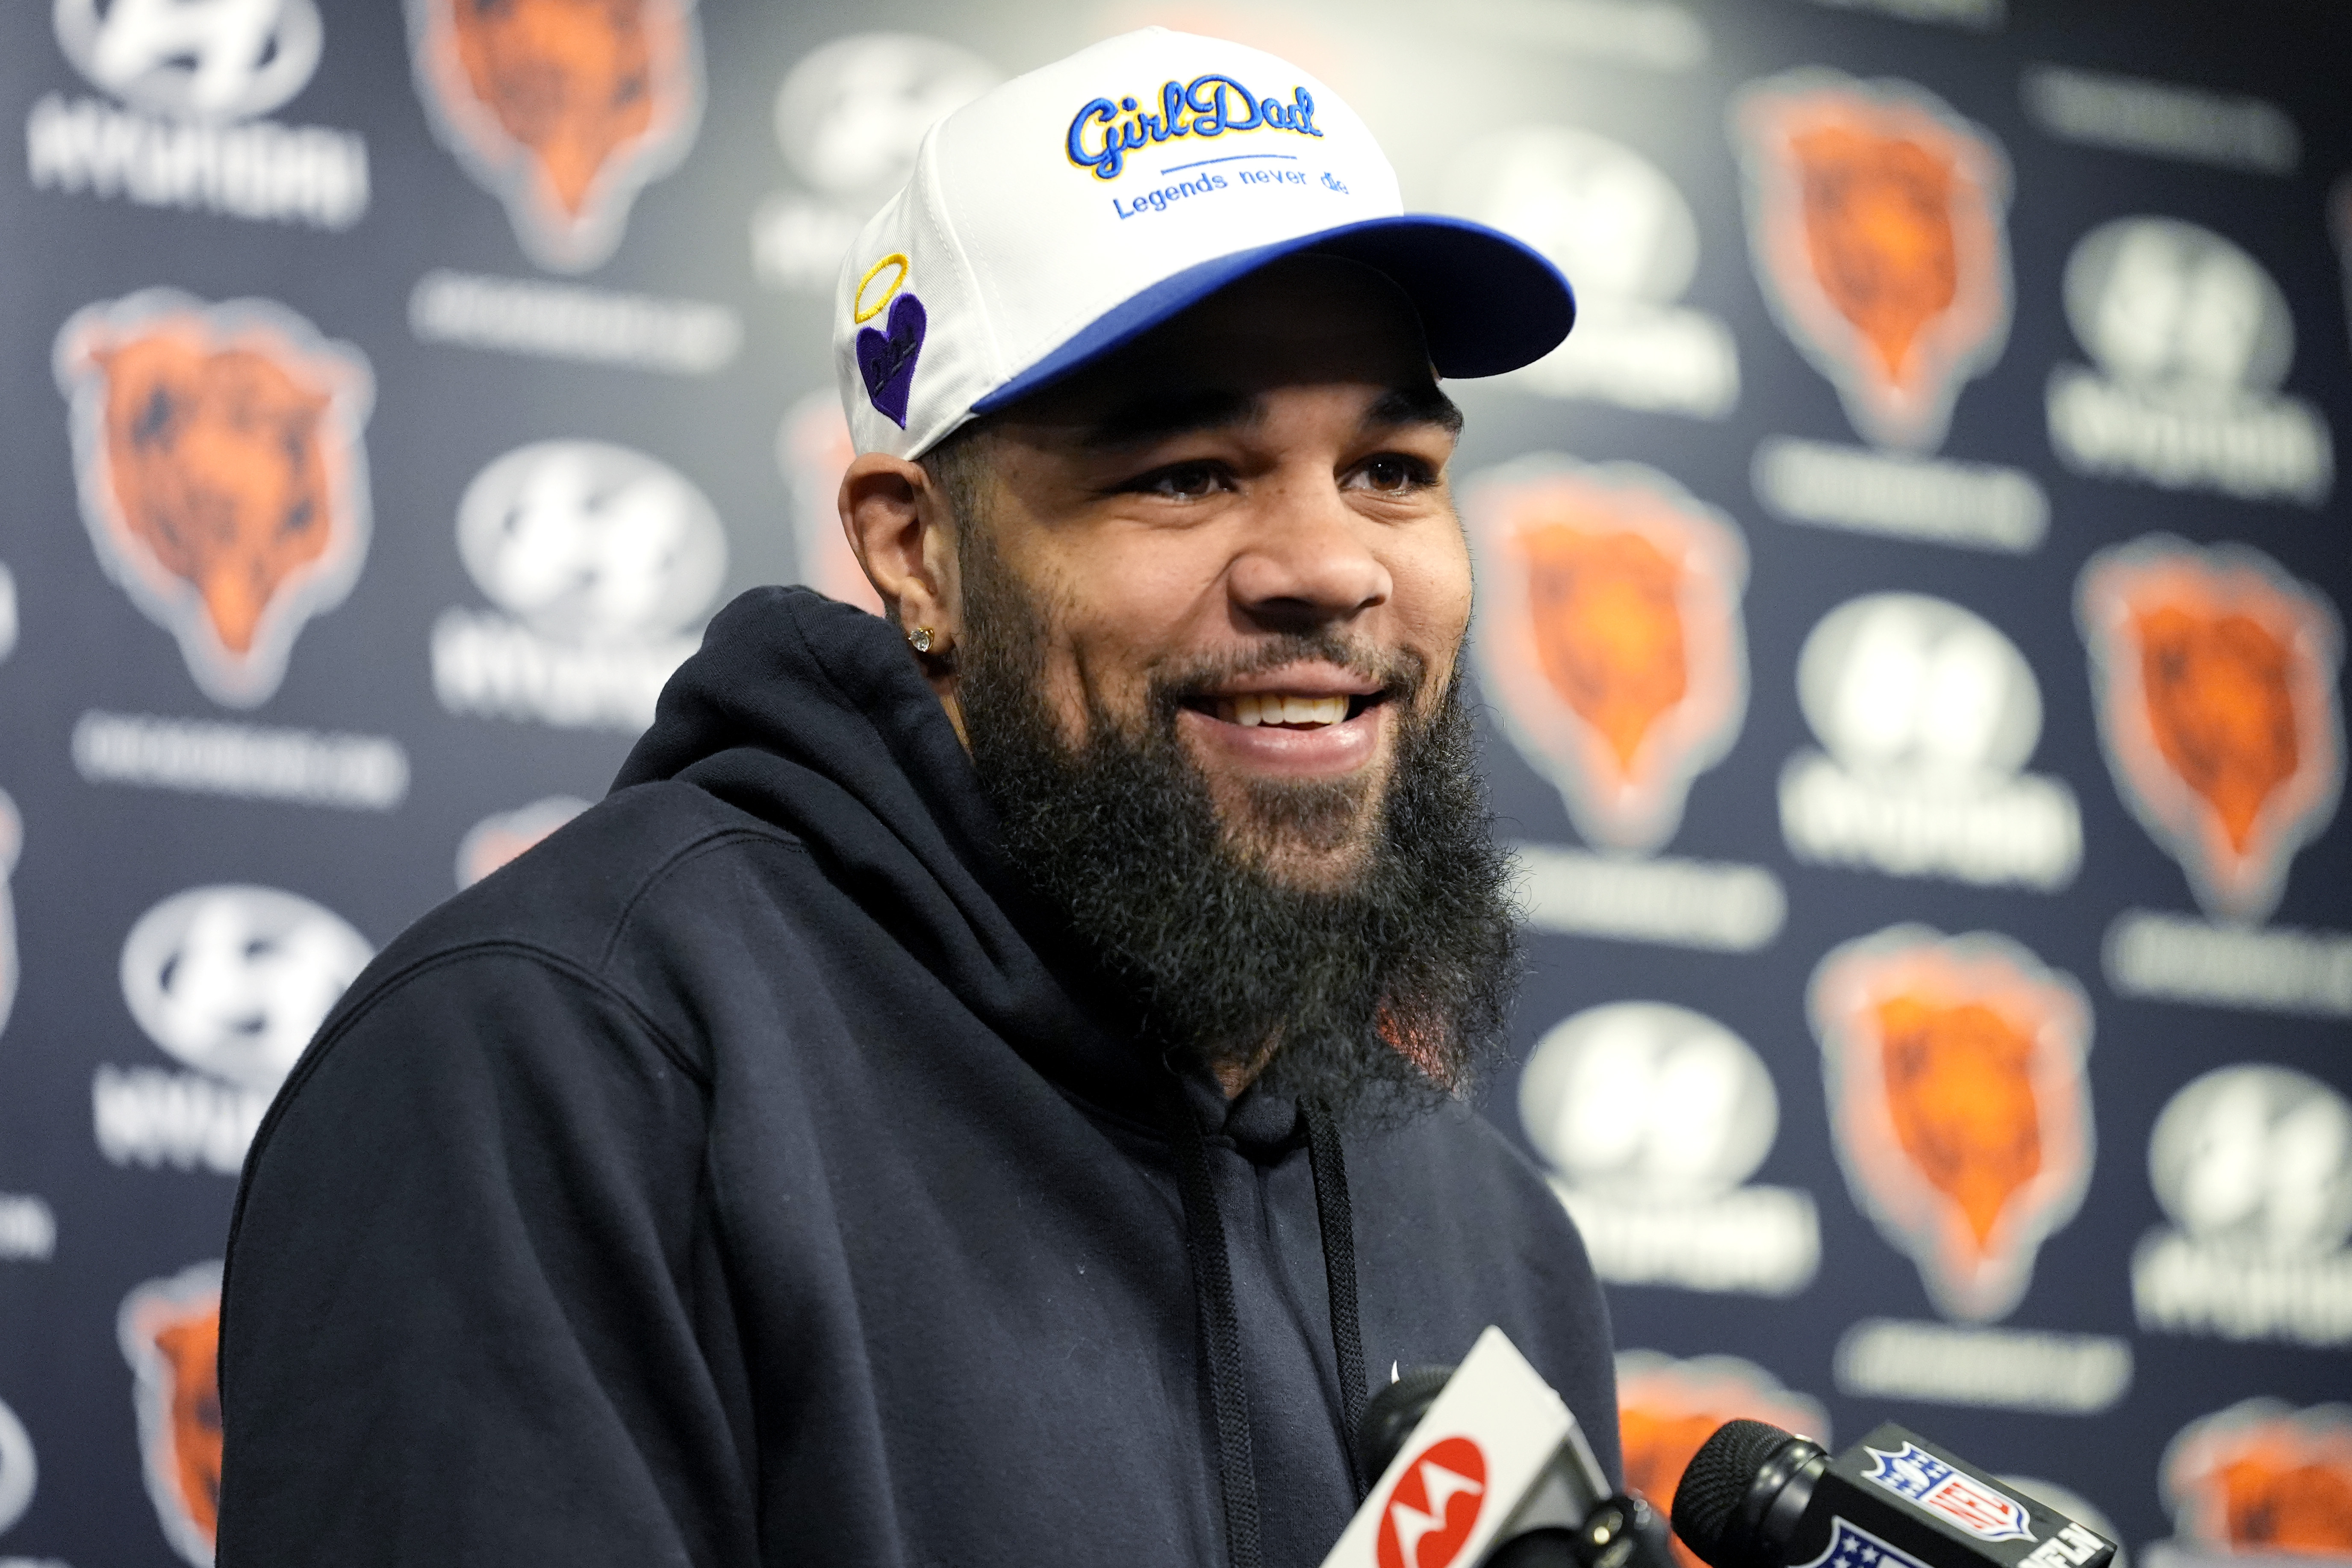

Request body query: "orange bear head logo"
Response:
[1733, 69, 2011, 452]
[408, 0, 704, 272]
[120, 1262, 224, 1568]
[2078, 536, 2342, 925]
[1616, 1352, 1828, 1568]
[2163, 1399, 2352, 1557]
[1465, 457, 1748, 853]
[1811, 925, 2093, 1322]
[53, 289, 374, 708]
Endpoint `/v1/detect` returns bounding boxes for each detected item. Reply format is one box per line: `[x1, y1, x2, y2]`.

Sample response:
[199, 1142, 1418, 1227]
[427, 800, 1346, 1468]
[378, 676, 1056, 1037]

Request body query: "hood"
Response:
[614, 585, 1160, 1119]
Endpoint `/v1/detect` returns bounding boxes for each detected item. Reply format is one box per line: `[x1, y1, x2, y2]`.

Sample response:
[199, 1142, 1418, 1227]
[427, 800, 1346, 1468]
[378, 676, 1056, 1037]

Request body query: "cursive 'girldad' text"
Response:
[1067, 76, 1322, 180]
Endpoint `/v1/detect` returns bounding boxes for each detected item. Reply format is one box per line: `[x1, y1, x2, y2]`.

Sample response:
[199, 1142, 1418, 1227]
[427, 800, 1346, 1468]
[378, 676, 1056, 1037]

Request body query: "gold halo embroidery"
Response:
[853, 253, 911, 324]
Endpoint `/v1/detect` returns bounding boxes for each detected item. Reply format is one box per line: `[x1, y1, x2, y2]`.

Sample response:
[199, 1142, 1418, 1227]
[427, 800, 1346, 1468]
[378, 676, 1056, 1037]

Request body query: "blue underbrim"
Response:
[968, 214, 1574, 416]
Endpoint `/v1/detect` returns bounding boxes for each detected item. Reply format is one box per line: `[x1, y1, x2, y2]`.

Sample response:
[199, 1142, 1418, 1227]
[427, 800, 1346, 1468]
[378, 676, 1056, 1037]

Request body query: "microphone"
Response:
[1320, 1326, 1677, 1568]
[1671, 1419, 2118, 1568]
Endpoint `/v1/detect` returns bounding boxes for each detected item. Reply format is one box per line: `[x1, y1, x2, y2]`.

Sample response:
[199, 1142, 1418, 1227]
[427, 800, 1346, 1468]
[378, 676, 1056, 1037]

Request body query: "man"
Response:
[219, 27, 1615, 1566]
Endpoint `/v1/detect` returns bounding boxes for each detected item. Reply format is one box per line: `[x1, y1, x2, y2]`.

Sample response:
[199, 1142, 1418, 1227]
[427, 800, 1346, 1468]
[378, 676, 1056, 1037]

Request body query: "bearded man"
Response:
[219, 28, 1617, 1568]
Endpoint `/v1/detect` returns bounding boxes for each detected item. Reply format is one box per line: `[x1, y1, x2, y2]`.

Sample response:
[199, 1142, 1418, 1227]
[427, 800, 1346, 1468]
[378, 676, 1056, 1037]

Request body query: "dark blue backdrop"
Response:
[1, 1, 2346, 1563]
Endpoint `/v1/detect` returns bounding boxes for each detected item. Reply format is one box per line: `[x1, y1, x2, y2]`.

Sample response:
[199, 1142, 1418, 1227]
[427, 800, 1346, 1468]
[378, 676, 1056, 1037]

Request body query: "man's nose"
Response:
[1225, 479, 1393, 628]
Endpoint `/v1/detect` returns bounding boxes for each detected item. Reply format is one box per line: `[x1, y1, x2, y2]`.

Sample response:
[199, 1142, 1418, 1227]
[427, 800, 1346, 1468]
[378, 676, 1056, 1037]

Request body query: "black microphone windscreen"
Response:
[1673, 1418, 1800, 1567]
[1353, 1365, 1456, 1484]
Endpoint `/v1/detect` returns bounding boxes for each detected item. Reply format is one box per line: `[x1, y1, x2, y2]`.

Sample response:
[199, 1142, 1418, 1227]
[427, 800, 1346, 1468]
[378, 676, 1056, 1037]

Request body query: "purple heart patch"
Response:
[855, 291, 927, 428]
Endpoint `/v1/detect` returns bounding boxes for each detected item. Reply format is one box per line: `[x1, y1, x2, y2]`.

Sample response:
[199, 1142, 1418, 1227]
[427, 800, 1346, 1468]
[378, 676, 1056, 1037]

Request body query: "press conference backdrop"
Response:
[0, 0, 2347, 1562]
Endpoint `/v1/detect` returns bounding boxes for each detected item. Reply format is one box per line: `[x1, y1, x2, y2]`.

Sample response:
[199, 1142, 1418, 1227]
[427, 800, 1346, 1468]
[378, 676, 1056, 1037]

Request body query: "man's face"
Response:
[948, 256, 1471, 888]
[846, 254, 1515, 1108]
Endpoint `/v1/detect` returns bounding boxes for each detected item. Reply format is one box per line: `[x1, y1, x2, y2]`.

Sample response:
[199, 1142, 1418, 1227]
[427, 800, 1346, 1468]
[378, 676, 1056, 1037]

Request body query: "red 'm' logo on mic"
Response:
[1376, 1435, 1488, 1568]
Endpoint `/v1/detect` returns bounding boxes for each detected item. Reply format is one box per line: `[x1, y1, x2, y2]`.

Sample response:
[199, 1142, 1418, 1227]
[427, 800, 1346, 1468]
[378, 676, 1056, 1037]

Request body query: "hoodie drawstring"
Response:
[1159, 1079, 1370, 1568]
[1303, 1103, 1368, 1500]
[1161, 1076, 1265, 1568]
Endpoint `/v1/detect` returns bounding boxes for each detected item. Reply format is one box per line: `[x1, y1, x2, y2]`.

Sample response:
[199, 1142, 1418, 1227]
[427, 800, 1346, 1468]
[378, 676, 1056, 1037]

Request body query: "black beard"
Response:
[954, 530, 1520, 1126]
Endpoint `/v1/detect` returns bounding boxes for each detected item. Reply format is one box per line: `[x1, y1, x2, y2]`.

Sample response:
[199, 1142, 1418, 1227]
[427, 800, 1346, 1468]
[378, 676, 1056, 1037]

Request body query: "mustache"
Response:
[1142, 632, 1429, 719]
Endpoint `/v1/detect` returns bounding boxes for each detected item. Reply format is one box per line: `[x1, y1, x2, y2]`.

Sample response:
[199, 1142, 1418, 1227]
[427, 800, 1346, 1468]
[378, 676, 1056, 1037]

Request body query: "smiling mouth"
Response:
[1187, 692, 1389, 729]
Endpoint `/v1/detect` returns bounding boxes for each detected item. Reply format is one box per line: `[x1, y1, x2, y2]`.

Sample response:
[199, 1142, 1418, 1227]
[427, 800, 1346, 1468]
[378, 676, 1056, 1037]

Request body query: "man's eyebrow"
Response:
[1079, 388, 1261, 450]
[1362, 383, 1464, 438]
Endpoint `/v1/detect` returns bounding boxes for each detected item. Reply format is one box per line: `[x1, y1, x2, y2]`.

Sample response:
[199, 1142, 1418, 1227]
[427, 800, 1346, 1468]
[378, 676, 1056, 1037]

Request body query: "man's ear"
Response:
[840, 452, 961, 648]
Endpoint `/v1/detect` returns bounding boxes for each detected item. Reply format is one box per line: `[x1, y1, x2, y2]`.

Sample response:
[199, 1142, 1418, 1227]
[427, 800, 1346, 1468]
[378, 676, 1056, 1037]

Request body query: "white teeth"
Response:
[1222, 694, 1349, 728]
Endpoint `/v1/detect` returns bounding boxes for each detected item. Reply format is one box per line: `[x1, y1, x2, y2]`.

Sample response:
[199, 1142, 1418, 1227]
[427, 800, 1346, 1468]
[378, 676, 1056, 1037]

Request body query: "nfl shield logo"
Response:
[1865, 1442, 2034, 1544]
[1799, 1518, 1933, 1568]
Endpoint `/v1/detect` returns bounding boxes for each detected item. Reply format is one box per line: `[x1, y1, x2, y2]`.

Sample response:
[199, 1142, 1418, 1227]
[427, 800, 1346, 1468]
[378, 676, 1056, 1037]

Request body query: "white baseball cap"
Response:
[832, 27, 1577, 458]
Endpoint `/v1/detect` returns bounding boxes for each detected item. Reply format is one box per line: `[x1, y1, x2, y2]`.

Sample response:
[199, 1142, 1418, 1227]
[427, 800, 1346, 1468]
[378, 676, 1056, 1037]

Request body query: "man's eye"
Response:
[1131, 461, 1229, 501]
[1353, 454, 1433, 493]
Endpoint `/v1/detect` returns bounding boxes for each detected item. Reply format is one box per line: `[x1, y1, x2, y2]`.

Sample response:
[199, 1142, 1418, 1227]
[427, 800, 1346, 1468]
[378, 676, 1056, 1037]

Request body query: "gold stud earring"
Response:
[908, 626, 934, 654]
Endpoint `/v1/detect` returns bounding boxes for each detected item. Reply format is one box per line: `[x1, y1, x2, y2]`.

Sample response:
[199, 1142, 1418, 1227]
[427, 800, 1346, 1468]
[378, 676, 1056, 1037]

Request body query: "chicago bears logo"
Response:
[1811, 925, 2093, 1322]
[1617, 1352, 1827, 1568]
[2078, 536, 2342, 924]
[1377, 1435, 1488, 1568]
[120, 1261, 223, 1567]
[1465, 456, 1748, 852]
[2161, 1399, 2352, 1556]
[53, 289, 373, 709]
[1733, 69, 2011, 451]
[407, 0, 704, 272]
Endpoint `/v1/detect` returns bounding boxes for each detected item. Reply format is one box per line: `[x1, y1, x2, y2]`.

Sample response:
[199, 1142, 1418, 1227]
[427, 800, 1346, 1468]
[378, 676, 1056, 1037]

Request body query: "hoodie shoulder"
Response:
[355, 781, 802, 1005]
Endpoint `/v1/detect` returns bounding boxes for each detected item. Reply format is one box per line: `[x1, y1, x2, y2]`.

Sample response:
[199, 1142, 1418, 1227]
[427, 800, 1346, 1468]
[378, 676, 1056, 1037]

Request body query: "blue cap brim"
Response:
[969, 215, 1574, 416]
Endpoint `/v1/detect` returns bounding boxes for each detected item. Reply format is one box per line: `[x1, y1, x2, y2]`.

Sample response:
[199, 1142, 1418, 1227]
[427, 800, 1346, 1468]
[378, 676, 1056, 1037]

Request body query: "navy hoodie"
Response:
[218, 587, 1618, 1567]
